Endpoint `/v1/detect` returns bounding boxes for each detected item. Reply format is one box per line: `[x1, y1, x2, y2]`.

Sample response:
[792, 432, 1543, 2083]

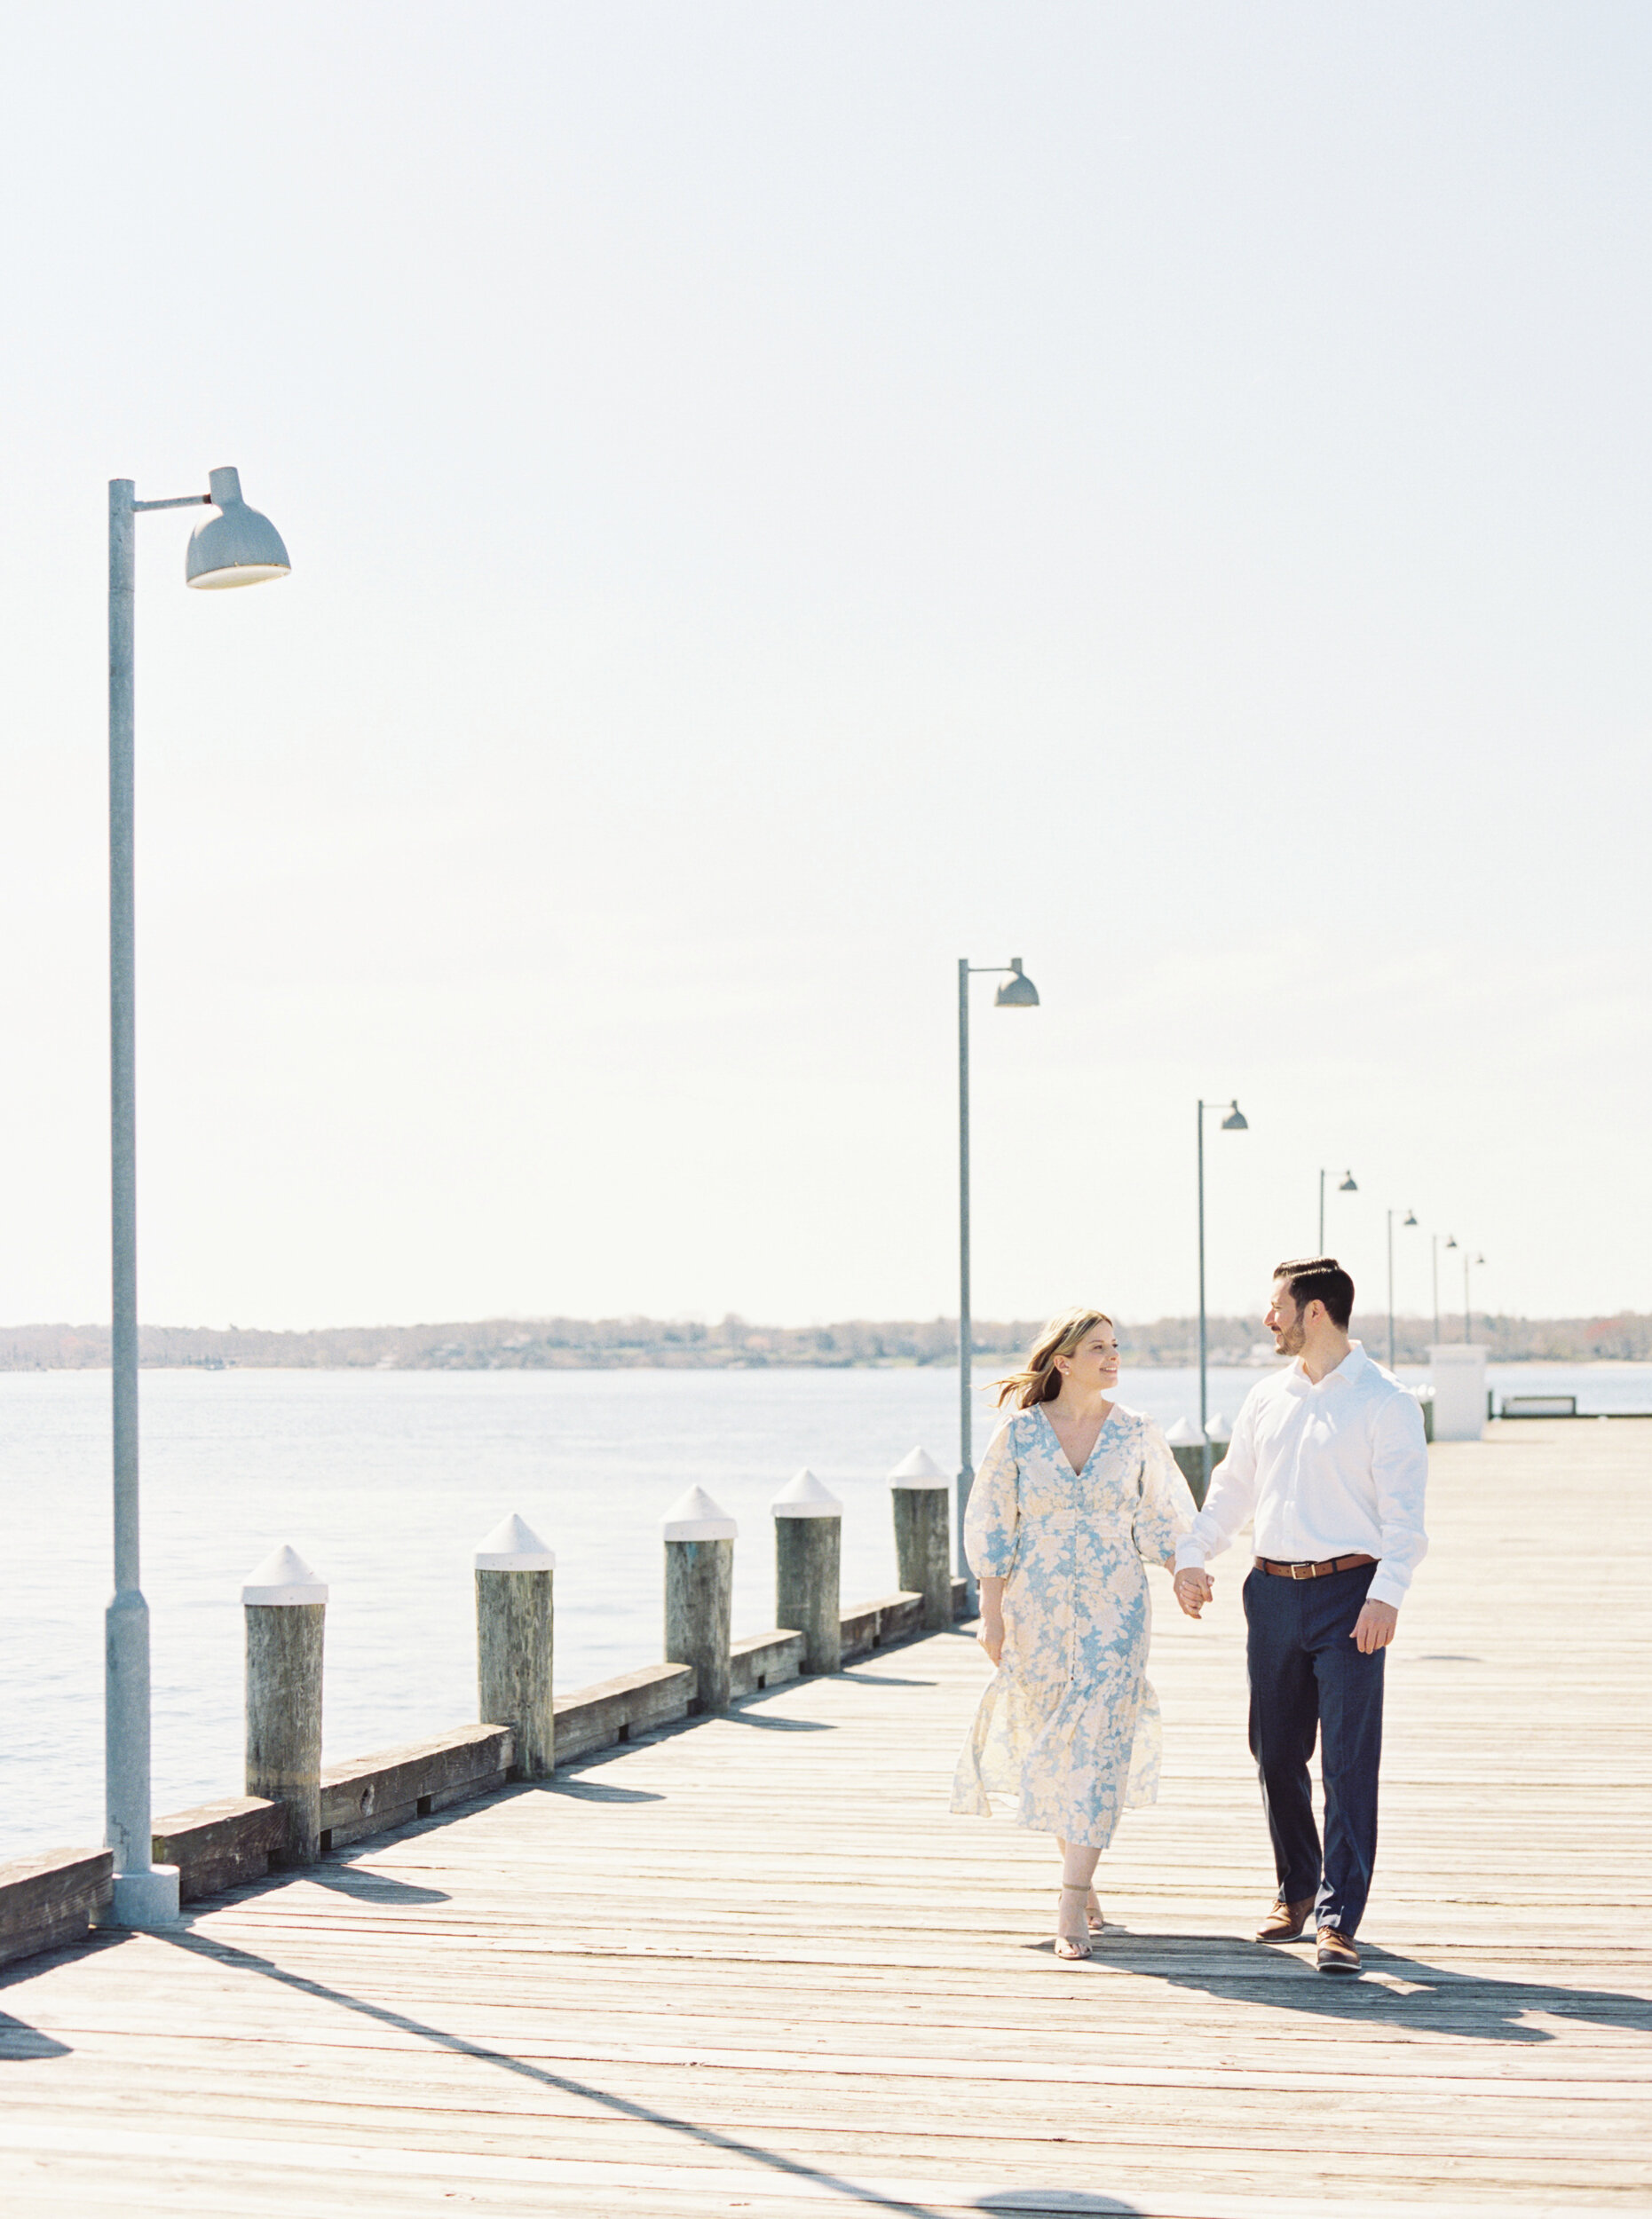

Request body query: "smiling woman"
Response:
[951, 1307, 1198, 1961]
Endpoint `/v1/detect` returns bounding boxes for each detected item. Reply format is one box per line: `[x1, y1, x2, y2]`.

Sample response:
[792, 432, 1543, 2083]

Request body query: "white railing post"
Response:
[475, 1513, 557, 1780]
[242, 1545, 327, 1866]
[771, 1469, 842, 1674]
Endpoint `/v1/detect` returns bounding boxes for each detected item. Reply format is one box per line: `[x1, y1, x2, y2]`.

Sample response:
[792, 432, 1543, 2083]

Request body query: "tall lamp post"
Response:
[1318, 1166, 1357, 1253]
[106, 467, 290, 1928]
[1198, 1099, 1249, 1497]
[1386, 1208, 1417, 1369]
[956, 957, 1039, 1598]
[1464, 1251, 1485, 1345]
[1432, 1232, 1457, 1345]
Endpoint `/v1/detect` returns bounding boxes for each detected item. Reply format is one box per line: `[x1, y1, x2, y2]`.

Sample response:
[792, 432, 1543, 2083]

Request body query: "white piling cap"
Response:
[889, 1444, 949, 1489]
[1164, 1417, 1205, 1447]
[241, 1544, 328, 1607]
[771, 1467, 842, 1519]
[1205, 1410, 1232, 1441]
[474, 1512, 557, 1571]
[661, 1484, 738, 1541]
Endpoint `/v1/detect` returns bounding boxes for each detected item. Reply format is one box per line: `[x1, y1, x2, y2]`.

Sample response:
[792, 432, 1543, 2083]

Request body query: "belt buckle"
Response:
[1289, 1560, 1316, 1581]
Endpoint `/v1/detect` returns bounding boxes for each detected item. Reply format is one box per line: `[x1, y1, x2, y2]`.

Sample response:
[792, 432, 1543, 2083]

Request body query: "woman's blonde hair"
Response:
[993, 1306, 1115, 1409]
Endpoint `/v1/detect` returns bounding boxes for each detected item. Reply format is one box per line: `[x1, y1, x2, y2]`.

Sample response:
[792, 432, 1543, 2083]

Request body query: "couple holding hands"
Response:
[952, 1255, 1429, 1972]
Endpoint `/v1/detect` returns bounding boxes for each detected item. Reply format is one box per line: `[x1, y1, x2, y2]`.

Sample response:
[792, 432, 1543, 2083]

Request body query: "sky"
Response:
[1, 2, 1648, 1333]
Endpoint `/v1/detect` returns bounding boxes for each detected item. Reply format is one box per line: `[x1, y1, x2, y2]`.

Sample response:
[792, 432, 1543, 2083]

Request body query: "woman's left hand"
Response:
[977, 1613, 1005, 1667]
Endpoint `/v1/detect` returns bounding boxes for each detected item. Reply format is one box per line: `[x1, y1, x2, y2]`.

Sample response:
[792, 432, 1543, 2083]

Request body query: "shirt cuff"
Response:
[1174, 1540, 1206, 1572]
[1367, 1573, 1407, 1609]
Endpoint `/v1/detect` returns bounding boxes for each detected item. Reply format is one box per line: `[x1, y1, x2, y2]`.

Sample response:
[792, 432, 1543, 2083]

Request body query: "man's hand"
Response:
[1173, 1567, 1213, 1619]
[1351, 1599, 1398, 1654]
[976, 1613, 1005, 1667]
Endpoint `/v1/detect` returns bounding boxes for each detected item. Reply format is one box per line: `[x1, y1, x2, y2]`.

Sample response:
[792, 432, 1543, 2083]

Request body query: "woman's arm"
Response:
[1135, 1418, 1198, 1570]
[976, 1574, 1008, 1665]
[964, 1421, 1020, 1666]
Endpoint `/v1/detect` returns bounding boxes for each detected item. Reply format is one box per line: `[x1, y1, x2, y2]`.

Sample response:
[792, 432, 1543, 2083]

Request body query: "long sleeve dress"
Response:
[951, 1402, 1196, 1849]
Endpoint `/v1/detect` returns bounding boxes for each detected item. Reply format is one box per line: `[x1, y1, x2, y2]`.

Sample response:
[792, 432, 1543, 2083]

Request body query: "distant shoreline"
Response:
[4, 1312, 1651, 1372]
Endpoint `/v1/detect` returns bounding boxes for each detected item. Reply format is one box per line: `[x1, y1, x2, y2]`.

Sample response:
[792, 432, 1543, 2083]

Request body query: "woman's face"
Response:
[1055, 1324, 1119, 1396]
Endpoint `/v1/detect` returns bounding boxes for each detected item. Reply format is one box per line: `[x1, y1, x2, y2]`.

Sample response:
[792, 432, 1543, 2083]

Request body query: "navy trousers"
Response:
[1243, 1560, 1383, 1937]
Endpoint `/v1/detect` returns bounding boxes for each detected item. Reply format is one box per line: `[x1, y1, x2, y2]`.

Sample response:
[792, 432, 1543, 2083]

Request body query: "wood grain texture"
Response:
[151, 1797, 287, 1901]
[3, 1419, 1648, 2215]
[665, 1536, 734, 1714]
[891, 1487, 952, 1631]
[775, 1516, 842, 1674]
[476, 1568, 555, 1779]
[0, 1850, 112, 1968]
[244, 1602, 325, 1866]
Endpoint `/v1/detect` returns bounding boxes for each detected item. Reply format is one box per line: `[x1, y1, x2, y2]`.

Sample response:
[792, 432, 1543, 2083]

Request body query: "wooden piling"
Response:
[889, 1446, 952, 1631]
[474, 1513, 557, 1780]
[662, 1486, 736, 1714]
[241, 1545, 327, 1867]
[771, 1468, 842, 1674]
[1165, 1417, 1209, 1507]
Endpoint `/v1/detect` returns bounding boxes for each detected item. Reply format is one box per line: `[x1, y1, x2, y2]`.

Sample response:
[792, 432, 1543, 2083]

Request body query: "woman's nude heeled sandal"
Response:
[1055, 1883, 1094, 1961]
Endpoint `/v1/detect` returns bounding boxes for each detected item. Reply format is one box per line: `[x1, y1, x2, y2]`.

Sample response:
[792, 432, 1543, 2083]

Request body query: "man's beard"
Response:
[1273, 1320, 1306, 1356]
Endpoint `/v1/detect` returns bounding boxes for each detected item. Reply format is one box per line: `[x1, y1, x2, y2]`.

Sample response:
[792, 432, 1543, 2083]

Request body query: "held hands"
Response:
[1351, 1599, 1398, 1654]
[1173, 1567, 1213, 1619]
[976, 1612, 1005, 1667]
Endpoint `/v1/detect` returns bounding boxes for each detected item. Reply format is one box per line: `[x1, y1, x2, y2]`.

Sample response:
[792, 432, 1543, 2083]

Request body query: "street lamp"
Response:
[956, 957, 1039, 1597]
[1387, 1208, 1417, 1369]
[1318, 1166, 1357, 1253]
[1431, 1233, 1458, 1346]
[105, 467, 290, 1929]
[1198, 1099, 1248, 1499]
[1465, 1251, 1486, 1345]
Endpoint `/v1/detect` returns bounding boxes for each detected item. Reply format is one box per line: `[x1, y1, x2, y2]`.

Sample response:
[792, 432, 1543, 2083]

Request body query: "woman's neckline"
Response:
[1038, 1399, 1118, 1477]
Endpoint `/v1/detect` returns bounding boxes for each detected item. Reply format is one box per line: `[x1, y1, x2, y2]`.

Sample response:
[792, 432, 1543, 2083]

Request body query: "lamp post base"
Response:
[107, 1864, 180, 1929]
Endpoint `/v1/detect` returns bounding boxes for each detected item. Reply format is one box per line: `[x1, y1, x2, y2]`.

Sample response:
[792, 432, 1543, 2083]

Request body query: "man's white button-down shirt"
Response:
[1174, 1342, 1428, 1610]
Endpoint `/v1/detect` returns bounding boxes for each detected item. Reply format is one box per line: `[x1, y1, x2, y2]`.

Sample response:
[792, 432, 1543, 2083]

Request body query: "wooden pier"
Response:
[2, 1419, 1648, 2215]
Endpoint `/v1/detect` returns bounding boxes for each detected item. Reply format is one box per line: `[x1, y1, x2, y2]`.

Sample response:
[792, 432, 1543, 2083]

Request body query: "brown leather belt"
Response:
[1255, 1552, 1377, 1581]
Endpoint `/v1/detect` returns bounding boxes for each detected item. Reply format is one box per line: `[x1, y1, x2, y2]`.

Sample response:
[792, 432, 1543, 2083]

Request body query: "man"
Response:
[1172, 1257, 1428, 1975]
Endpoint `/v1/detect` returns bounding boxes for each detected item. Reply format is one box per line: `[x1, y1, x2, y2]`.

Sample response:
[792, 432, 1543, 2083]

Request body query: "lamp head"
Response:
[1445, 1234, 1458, 1250]
[186, 466, 291, 589]
[1221, 1102, 1247, 1131]
[1340, 1170, 1358, 1192]
[1403, 1210, 1418, 1227]
[994, 958, 1039, 1008]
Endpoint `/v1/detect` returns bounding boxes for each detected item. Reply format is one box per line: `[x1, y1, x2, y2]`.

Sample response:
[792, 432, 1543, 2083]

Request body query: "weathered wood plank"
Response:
[152, 1797, 288, 1901]
[0, 1848, 112, 1969]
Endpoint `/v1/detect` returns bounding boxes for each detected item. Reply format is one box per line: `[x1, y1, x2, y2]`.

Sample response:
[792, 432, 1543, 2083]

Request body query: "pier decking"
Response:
[3, 1419, 1648, 2215]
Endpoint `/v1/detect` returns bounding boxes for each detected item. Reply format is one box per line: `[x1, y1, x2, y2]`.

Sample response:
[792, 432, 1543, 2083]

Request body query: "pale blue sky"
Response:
[1, 3, 1647, 1330]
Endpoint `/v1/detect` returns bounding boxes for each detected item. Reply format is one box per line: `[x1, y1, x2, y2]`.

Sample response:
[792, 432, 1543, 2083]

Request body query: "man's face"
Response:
[1266, 1278, 1308, 1356]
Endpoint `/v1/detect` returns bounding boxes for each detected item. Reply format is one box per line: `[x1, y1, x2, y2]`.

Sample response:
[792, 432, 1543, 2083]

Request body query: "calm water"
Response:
[4, 1357, 1646, 1858]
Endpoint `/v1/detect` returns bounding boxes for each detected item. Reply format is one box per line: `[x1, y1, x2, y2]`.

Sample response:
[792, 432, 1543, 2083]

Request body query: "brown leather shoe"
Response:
[1316, 1926, 1361, 1975]
[1254, 1896, 1315, 1943]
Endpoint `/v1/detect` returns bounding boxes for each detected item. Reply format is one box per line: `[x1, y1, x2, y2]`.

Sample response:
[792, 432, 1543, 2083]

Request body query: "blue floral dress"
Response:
[951, 1402, 1195, 1848]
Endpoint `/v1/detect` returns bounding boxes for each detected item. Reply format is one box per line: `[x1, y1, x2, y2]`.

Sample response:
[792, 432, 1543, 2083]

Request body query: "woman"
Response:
[951, 1307, 1197, 1959]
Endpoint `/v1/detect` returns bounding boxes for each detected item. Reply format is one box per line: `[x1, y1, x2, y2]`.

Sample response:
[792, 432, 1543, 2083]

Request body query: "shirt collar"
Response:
[1290, 1340, 1369, 1392]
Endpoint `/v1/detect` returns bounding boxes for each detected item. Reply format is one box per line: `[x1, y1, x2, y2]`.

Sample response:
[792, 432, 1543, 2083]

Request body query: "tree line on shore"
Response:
[3, 1310, 1650, 1370]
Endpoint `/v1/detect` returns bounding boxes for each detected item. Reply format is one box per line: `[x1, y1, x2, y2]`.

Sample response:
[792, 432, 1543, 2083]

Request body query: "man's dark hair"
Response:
[1274, 1255, 1355, 1331]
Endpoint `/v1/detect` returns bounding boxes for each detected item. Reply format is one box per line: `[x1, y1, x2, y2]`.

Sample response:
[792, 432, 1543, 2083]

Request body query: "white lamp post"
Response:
[1318, 1165, 1357, 1253]
[1432, 1231, 1458, 1346]
[105, 467, 289, 1927]
[956, 957, 1039, 1597]
[1198, 1099, 1248, 1497]
[1387, 1207, 1417, 1369]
